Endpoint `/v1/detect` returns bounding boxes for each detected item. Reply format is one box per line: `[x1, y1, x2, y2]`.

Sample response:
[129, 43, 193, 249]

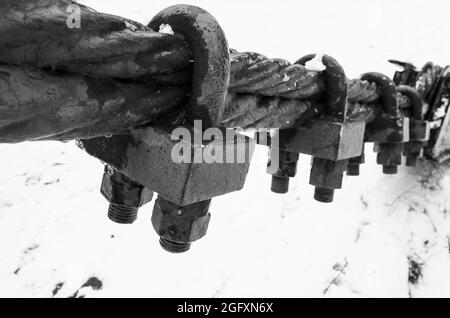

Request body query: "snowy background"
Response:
[0, 0, 450, 298]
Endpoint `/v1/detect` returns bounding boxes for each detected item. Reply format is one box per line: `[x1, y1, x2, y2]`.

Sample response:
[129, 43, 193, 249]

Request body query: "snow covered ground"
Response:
[0, 0, 450, 298]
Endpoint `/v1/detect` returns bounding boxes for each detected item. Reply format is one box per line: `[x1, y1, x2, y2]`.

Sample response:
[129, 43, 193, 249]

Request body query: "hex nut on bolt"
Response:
[152, 195, 211, 253]
[101, 166, 153, 224]
[82, 126, 254, 206]
[346, 148, 365, 176]
[374, 143, 403, 174]
[403, 140, 424, 167]
[309, 157, 347, 203]
[268, 149, 299, 194]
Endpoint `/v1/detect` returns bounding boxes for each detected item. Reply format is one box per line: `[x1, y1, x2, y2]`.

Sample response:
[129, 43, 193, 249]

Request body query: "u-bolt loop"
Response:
[360, 72, 399, 118]
[295, 54, 348, 121]
[422, 62, 434, 73]
[397, 85, 423, 120]
[149, 5, 231, 129]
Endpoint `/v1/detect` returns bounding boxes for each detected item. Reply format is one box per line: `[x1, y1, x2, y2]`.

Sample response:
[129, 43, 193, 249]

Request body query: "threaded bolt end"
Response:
[405, 157, 417, 167]
[314, 187, 335, 203]
[159, 238, 191, 253]
[382, 165, 398, 174]
[107, 204, 138, 224]
[271, 176, 290, 193]
[346, 164, 360, 176]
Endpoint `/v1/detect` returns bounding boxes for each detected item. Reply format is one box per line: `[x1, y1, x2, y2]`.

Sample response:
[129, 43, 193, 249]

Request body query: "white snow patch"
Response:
[304, 54, 326, 72]
[158, 23, 174, 35]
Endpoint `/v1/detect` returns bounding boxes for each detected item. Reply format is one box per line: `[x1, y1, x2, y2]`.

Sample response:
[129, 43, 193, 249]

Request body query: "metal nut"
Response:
[100, 166, 153, 208]
[374, 143, 403, 167]
[309, 158, 347, 189]
[151, 195, 211, 244]
[81, 126, 255, 206]
[267, 148, 299, 193]
[267, 148, 299, 177]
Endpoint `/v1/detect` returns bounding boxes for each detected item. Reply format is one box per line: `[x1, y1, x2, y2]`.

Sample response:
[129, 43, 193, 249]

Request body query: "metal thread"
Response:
[107, 204, 138, 224]
[382, 165, 398, 174]
[159, 238, 191, 253]
[314, 187, 335, 203]
[271, 176, 290, 193]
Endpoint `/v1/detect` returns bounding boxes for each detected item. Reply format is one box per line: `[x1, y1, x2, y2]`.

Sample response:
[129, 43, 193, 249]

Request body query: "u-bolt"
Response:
[397, 85, 427, 166]
[360, 72, 405, 174]
[296, 54, 348, 203]
[361, 72, 399, 118]
[268, 55, 348, 195]
[389, 59, 419, 86]
[397, 85, 423, 122]
[296, 54, 348, 120]
[348, 72, 401, 175]
[149, 5, 230, 129]
[148, 5, 230, 253]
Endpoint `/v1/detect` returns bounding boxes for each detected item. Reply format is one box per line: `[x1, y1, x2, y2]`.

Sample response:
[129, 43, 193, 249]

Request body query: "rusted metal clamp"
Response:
[424, 66, 450, 161]
[80, 5, 255, 253]
[397, 85, 430, 166]
[267, 55, 365, 202]
[361, 72, 409, 174]
[389, 59, 419, 86]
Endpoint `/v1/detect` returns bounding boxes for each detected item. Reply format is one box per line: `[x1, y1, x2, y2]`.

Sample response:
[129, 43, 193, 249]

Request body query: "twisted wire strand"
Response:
[0, 1, 383, 104]
[0, 0, 415, 142]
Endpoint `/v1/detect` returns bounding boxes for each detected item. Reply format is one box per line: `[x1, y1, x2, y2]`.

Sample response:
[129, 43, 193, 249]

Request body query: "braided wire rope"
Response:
[0, 0, 412, 142]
